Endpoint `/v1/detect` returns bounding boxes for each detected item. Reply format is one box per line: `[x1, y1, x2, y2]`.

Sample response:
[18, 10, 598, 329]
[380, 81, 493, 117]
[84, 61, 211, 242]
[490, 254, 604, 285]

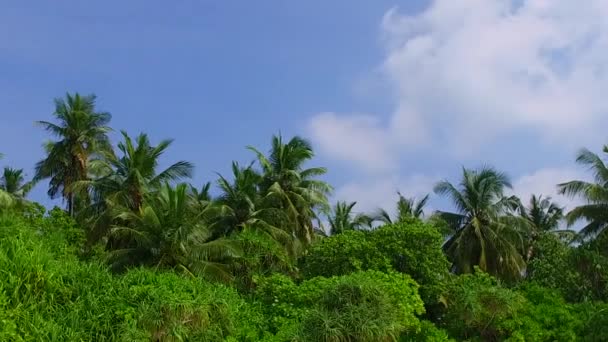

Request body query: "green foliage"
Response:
[442, 271, 585, 341]
[231, 229, 296, 291]
[300, 229, 392, 278]
[441, 270, 525, 340]
[527, 233, 582, 300]
[301, 221, 449, 306]
[528, 233, 608, 302]
[12, 95, 608, 340]
[0, 213, 264, 341]
[255, 270, 425, 341]
[399, 320, 453, 342]
[503, 284, 580, 342]
[571, 301, 608, 341]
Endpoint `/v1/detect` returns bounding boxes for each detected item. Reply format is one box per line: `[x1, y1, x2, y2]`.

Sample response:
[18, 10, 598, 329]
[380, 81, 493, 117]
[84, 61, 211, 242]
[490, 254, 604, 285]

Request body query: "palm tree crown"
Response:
[559, 146, 608, 240]
[0, 168, 35, 198]
[434, 166, 529, 279]
[328, 201, 372, 235]
[374, 192, 430, 224]
[35, 93, 112, 215]
[248, 134, 332, 244]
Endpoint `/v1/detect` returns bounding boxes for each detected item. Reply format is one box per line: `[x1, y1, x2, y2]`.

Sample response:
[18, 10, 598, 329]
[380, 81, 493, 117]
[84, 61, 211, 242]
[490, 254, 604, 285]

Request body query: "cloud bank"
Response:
[308, 0, 606, 213]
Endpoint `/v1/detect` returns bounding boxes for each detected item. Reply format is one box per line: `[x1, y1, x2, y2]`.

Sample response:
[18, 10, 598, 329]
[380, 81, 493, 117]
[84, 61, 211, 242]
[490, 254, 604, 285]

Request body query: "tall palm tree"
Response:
[35, 93, 112, 216]
[434, 167, 530, 280]
[559, 146, 608, 240]
[248, 135, 332, 244]
[0, 168, 35, 199]
[374, 192, 430, 224]
[109, 183, 239, 282]
[81, 131, 193, 242]
[328, 201, 372, 235]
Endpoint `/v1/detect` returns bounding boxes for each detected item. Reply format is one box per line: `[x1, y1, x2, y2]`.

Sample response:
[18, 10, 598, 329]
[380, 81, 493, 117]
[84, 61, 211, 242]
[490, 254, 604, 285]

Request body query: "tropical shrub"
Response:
[441, 270, 525, 341]
[301, 221, 449, 306]
[255, 270, 425, 341]
[0, 213, 264, 341]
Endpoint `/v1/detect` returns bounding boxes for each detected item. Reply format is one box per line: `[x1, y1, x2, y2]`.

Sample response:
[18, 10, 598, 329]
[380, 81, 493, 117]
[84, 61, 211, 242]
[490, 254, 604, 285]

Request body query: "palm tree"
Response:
[248, 135, 332, 244]
[35, 93, 112, 216]
[559, 146, 608, 240]
[81, 131, 193, 242]
[374, 192, 430, 224]
[434, 167, 530, 280]
[0, 168, 35, 199]
[328, 201, 372, 235]
[520, 195, 564, 233]
[519, 195, 571, 261]
[0, 154, 13, 209]
[211, 162, 292, 248]
[108, 183, 239, 281]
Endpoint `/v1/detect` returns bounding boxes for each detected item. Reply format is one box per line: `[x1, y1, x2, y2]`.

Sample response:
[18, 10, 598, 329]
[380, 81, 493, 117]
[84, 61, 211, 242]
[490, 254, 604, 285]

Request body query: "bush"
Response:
[571, 301, 608, 342]
[399, 320, 453, 342]
[301, 222, 449, 306]
[528, 233, 608, 302]
[256, 270, 425, 341]
[503, 284, 580, 341]
[441, 270, 525, 341]
[0, 213, 264, 341]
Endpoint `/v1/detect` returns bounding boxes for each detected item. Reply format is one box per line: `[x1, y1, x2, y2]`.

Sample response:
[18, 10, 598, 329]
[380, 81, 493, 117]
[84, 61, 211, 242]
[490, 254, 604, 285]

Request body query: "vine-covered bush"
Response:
[0, 213, 264, 341]
[255, 270, 425, 341]
[301, 221, 449, 306]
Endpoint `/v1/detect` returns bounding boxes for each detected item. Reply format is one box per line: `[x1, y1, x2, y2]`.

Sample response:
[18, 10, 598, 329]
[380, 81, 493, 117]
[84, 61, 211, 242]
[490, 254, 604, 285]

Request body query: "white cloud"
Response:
[309, 0, 608, 163]
[333, 174, 438, 215]
[511, 167, 589, 211]
[308, 112, 396, 172]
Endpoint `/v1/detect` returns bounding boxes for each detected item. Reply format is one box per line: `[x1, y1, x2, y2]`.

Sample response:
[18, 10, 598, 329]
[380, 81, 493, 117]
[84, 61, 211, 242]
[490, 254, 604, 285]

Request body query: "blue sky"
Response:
[1, 0, 607, 216]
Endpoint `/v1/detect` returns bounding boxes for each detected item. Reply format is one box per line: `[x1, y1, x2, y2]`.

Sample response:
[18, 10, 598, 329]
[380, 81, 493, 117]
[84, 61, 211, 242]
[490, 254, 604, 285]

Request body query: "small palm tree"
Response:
[559, 146, 608, 240]
[520, 195, 563, 233]
[434, 167, 530, 280]
[1, 168, 35, 199]
[211, 162, 292, 249]
[248, 134, 332, 244]
[35, 93, 112, 216]
[0, 154, 13, 209]
[109, 183, 240, 281]
[374, 192, 430, 224]
[328, 201, 373, 235]
[519, 195, 572, 261]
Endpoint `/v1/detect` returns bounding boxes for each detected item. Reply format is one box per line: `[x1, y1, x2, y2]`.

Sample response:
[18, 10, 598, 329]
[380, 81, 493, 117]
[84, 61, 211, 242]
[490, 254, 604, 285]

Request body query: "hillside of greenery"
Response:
[2, 93, 608, 341]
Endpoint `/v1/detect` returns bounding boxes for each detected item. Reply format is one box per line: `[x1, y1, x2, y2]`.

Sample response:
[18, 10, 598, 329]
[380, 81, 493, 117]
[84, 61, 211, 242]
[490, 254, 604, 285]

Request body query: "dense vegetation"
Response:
[2, 92, 608, 340]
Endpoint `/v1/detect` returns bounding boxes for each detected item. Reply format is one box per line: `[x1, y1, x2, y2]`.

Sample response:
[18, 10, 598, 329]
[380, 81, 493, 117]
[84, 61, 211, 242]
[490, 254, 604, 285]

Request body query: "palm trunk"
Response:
[67, 192, 74, 217]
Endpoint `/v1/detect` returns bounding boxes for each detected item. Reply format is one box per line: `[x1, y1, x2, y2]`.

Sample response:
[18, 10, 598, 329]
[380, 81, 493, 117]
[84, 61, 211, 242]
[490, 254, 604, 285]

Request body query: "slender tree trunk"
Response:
[67, 192, 74, 217]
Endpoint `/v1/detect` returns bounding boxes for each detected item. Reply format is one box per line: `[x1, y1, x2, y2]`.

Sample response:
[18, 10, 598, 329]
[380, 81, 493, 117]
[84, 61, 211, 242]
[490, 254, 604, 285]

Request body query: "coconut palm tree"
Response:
[80, 131, 193, 242]
[518, 195, 572, 261]
[520, 195, 564, 233]
[0, 168, 35, 199]
[108, 183, 240, 281]
[211, 162, 292, 248]
[559, 146, 608, 241]
[328, 201, 372, 235]
[373, 192, 430, 224]
[434, 167, 530, 280]
[248, 135, 332, 244]
[35, 93, 112, 216]
[0, 154, 13, 209]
